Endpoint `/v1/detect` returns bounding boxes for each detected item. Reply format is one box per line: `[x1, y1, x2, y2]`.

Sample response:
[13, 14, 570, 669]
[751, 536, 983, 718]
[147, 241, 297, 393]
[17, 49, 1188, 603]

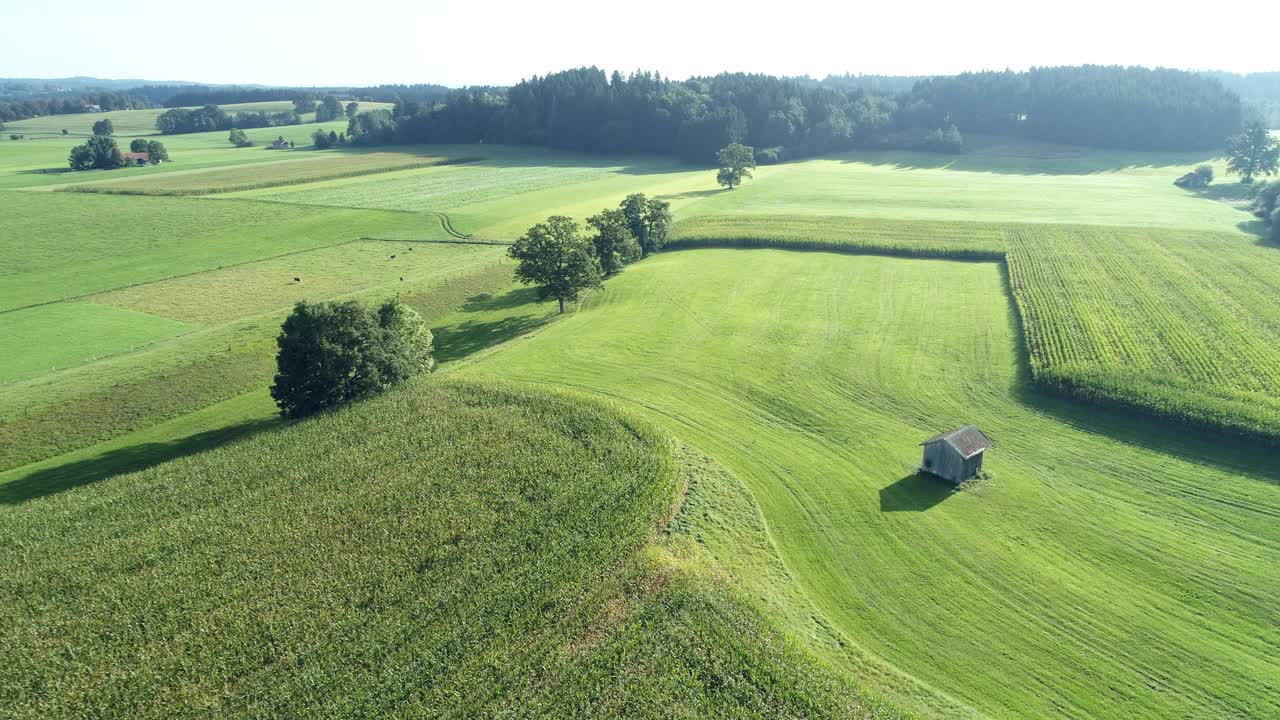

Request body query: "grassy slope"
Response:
[460, 249, 1280, 720]
[0, 379, 897, 720]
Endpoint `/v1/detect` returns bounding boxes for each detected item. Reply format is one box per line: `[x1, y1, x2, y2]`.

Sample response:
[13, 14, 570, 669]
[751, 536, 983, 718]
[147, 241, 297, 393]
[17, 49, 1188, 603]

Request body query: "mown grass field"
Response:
[461, 249, 1280, 719]
[229, 146, 715, 238]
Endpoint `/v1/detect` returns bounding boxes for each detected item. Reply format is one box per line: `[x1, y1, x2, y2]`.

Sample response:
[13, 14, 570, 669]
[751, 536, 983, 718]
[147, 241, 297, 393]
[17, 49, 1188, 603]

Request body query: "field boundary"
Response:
[664, 236, 1004, 262]
[0, 238, 362, 317]
[361, 236, 509, 247]
[57, 155, 483, 197]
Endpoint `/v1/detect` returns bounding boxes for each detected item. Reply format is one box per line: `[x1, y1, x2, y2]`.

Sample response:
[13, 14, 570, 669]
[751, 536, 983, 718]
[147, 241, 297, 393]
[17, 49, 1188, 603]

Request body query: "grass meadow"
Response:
[2, 124, 1279, 718]
[461, 250, 1280, 720]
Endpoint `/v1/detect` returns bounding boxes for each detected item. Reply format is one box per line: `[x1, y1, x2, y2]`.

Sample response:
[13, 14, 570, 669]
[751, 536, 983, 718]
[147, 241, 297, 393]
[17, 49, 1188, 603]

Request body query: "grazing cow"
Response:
[389, 254, 397, 259]
[293, 277, 300, 283]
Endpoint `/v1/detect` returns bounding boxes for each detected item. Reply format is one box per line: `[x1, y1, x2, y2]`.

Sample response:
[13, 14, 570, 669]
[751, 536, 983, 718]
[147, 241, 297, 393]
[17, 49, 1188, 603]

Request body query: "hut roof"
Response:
[921, 425, 992, 459]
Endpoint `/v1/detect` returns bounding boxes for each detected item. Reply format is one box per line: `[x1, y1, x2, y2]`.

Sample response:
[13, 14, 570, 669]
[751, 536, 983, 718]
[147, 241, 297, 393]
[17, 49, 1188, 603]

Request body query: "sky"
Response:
[2, 0, 1275, 87]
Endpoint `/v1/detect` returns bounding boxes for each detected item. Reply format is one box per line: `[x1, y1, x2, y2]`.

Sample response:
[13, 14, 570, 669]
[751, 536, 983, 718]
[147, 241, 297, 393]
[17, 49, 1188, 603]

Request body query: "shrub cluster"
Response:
[128, 138, 168, 162]
[270, 298, 435, 418]
[312, 129, 346, 148]
[1252, 180, 1280, 241]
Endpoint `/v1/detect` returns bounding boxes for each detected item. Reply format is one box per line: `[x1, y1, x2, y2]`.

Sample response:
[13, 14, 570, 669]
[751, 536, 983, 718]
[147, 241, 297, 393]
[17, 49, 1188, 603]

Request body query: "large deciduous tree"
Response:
[587, 209, 641, 275]
[68, 136, 125, 170]
[508, 216, 603, 314]
[145, 140, 169, 163]
[1225, 124, 1280, 183]
[619, 193, 672, 257]
[716, 143, 755, 190]
[228, 128, 251, 147]
[315, 95, 345, 122]
[91, 118, 113, 136]
[270, 298, 434, 419]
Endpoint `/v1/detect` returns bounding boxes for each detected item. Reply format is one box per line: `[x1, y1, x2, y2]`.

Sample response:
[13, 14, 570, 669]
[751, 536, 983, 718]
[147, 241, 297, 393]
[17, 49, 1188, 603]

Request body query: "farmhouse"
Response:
[1173, 172, 1208, 189]
[271, 138, 290, 149]
[920, 425, 992, 484]
[121, 152, 150, 166]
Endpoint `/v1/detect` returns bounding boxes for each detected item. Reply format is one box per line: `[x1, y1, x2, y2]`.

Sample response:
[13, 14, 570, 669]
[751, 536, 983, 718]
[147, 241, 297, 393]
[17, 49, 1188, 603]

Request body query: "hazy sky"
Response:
[3, 0, 1274, 87]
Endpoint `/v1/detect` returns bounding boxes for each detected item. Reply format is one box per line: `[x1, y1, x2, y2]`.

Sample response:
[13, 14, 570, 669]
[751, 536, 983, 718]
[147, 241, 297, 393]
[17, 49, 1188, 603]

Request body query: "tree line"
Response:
[508, 193, 671, 313]
[0, 91, 153, 122]
[155, 104, 301, 134]
[346, 65, 1242, 160]
[348, 68, 914, 163]
[907, 66, 1242, 150]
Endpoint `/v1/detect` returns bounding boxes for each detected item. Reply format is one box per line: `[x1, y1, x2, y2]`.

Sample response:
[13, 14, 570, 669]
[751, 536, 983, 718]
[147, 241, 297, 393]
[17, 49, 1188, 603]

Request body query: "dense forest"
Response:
[910, 66, 1244, 149]
[351, 69, 909, 163]
[348, 65, 1242, 161]
[1203, 71, 1280, 127]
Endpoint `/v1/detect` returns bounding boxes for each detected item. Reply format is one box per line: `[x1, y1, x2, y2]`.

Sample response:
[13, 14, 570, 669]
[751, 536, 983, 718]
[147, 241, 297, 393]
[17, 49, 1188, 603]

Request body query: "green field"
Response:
[0, 120, 354, 189]
[1, 303, 192, 384]
[2, 121, 1279, 718]
[230, 146, 715, 238]
[0, 188, 506, 471]
[461, 249, 1280, 719]
[0, 381, 896, 719]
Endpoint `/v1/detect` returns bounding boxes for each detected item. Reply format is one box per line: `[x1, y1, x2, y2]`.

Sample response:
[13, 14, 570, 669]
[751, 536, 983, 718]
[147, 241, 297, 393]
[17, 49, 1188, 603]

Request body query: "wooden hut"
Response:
[1173, 172, 1207, 189]
[920, 426, 992, 484]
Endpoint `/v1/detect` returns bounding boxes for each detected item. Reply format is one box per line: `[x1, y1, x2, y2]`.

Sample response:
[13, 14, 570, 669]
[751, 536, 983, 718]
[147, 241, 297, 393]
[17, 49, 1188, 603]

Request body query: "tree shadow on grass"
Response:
[1191, 183, 1255, 203]
[17, 167, 77, 176]
[461, 286, 543, 312]
[433, 315, 553, 364]
[657, 188, 723, 202]
[879, 471, 954, 512]
[0, 416, 279, 505]
[432, 286, 555, 364]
